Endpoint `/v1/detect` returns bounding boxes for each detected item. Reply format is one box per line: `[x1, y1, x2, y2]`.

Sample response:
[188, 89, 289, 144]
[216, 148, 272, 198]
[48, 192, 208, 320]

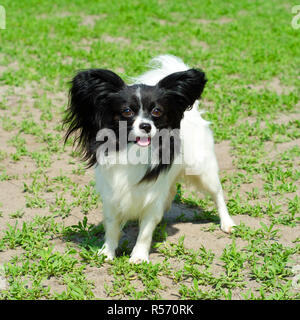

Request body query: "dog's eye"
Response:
[151, 107, 163, 117]
[121, 108, 134, 118]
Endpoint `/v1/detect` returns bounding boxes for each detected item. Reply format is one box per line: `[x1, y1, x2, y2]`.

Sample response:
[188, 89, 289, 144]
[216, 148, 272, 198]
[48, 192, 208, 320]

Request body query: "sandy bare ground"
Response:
[0, 75, 299, 299]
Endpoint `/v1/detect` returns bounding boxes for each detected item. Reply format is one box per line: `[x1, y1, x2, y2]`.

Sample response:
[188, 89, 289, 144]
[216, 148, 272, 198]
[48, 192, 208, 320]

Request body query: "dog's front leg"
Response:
[98, 205, 121, 261]
[130, 207, 163, 264]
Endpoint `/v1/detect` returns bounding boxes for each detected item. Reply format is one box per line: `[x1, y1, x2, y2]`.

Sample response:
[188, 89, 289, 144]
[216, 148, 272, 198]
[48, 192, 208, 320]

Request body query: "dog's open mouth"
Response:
[136, 137, 151, 147]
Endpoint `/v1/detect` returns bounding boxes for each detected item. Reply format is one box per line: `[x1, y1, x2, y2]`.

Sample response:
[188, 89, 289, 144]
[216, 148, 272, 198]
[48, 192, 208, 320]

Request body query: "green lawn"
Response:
[0, 0, 299, 300]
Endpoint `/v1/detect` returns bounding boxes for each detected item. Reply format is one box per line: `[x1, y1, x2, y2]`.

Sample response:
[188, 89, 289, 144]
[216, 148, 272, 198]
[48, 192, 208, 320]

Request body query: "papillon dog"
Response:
[64, 55, 236, 263]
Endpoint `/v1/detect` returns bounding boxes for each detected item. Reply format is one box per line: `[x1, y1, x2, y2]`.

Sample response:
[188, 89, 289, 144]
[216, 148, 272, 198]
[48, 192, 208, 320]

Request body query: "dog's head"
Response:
[63, 67, 207, 168]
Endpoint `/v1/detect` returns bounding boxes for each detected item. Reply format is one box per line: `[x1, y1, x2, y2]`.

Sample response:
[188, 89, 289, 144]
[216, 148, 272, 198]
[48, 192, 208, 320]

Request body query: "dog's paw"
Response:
[221, 219, 236, 234]
[129, 248, 149, 264]
[129, 255, 149, 264]
[98, 246, 115, 261]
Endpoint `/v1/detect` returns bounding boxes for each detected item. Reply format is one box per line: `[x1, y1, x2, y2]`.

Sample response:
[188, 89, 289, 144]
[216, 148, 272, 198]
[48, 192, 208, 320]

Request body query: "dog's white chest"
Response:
[95, 163, 174, 220]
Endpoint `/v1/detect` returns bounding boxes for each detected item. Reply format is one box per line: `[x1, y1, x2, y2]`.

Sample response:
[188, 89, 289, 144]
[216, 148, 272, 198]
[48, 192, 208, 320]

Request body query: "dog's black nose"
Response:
[139, 123, 151, 133]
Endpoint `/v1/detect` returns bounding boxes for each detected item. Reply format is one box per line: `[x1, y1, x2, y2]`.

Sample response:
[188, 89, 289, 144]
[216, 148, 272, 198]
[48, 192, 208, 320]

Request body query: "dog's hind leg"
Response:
[186, 165, 236, 233]
[211, 182, 236, 233]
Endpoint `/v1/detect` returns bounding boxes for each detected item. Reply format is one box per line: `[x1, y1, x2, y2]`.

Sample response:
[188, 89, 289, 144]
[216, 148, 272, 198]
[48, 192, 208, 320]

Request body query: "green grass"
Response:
[0, 0, 299, 300]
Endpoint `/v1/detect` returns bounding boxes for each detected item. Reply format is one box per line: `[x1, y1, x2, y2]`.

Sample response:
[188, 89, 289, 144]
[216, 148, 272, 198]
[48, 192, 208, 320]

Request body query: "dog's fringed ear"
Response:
[63, 69, 125, 166]
[157, 68, 207, 110]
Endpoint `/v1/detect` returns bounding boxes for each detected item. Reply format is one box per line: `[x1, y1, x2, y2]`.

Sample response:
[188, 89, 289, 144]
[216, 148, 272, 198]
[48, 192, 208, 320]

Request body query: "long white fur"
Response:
[97, 55, 236, 263]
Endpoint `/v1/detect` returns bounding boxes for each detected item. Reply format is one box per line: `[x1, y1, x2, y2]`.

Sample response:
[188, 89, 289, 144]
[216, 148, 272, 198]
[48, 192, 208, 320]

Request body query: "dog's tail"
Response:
[132, 54, 190, 86]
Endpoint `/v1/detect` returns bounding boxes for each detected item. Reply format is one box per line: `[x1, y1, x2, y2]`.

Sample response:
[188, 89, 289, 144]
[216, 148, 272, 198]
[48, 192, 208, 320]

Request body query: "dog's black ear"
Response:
[63, 69, 125, 166]
[157, 68, 207, 109]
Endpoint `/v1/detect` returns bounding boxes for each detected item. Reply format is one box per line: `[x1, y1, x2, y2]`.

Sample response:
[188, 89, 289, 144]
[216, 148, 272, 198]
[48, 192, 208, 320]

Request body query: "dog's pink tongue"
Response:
[137, 137, 151, 147]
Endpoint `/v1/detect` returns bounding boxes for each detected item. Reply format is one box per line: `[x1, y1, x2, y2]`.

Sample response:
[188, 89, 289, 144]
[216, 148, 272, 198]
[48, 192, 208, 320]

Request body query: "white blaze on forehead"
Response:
[135, 87, 143, 109]
[132, 86, 157, 138]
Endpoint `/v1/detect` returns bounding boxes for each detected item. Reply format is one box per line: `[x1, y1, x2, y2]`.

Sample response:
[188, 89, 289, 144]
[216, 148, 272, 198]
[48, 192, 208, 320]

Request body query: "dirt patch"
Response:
[246, 77, 295, 95]
[62, 56, 74, 65]
[201, 99, 214, 108]
[101, 35, 132, 46]
[74, 38, 94, 53]
[153, 18, 176, 26]
[228, 74, 241, 79]
[0, 61, 19, 77]
[238, 10, 248, 16]
[193, 17, 233, 25]
[215, 140, 234, 171]
[80, 14, 106, 28]
[85, 264, 113, 298]
[191, 39, 210, 50]
[266, 137, 300, 159]
[37, 11, 72, 19]
[0, 82, 45, 109]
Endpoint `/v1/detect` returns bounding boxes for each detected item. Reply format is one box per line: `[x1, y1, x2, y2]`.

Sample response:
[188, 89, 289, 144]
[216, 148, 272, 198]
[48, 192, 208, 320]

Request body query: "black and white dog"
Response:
[64, 55, 236, 263]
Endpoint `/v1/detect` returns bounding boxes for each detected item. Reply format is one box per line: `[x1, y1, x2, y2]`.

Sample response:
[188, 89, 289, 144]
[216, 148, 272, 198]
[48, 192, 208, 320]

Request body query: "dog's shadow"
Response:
[118, 202, 219, 256]
[63, 201, 220, 258]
